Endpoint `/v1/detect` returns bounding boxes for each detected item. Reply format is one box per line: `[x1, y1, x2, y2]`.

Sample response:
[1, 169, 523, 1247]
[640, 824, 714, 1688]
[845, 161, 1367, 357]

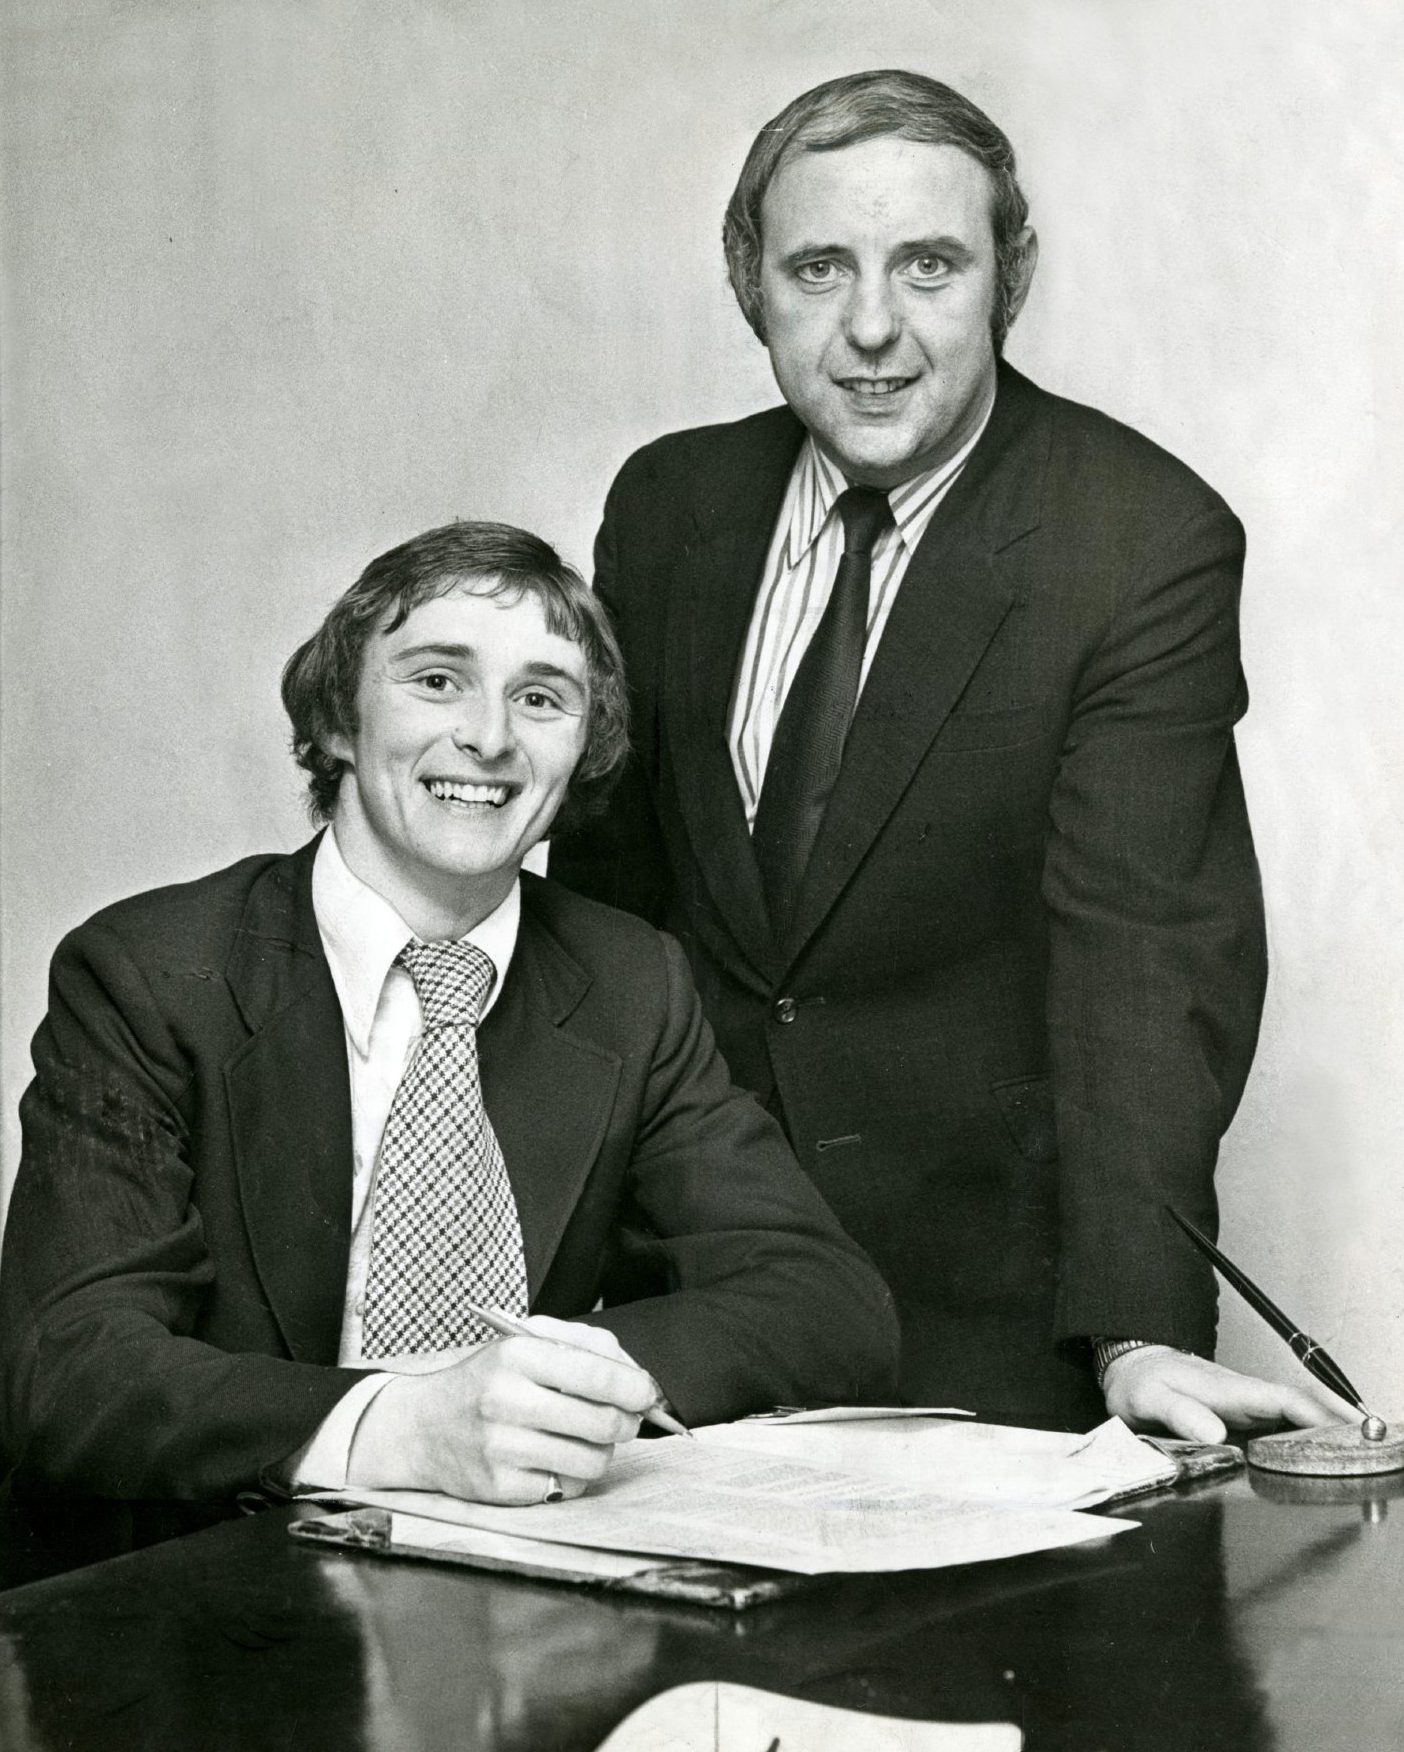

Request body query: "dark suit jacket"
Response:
[0, 839, 897, 1499]
[553, 362, 1267, 1430]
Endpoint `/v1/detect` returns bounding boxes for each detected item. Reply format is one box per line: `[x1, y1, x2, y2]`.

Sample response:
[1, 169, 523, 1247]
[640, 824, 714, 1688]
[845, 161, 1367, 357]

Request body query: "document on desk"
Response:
[596, 1682, 1021, 1751]
[327, 1438, 1135, 1575]
[690, 1414, 1178, 1511]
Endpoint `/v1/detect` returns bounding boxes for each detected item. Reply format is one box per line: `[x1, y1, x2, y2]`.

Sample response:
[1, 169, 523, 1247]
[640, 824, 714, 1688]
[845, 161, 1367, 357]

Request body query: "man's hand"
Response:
[347, 1320, 657, 1503]
[1101, 1344, 1356, 1443]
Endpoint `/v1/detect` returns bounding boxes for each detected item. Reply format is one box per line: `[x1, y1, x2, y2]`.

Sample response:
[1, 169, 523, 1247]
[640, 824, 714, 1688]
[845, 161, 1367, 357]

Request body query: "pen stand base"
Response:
[1247, 1419, 1404, 1477]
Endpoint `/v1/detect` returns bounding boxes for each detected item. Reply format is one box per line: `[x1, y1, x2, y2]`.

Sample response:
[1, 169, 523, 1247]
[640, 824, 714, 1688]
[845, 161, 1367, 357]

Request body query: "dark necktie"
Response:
[752, 484, 894, 932]
[361, 939, 529, 1358]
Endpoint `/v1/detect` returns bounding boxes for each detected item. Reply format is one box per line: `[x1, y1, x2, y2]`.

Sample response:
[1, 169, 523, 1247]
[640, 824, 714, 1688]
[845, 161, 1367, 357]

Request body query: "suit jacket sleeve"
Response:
[0, 921, 364, 1500]
[577, 935, 899, 1423]
[549, 457, 675, 922]
[1044, 503, 1266, 1353]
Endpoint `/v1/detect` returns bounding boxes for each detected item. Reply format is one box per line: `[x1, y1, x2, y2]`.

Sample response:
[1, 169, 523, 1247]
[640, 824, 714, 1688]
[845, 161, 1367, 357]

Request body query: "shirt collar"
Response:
[312, 828, 521, 1056]
[783, 384, 998, 568]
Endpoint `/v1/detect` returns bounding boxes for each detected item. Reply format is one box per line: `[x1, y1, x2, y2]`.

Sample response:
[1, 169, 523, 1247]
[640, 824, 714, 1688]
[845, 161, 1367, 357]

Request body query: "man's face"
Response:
[327, 582, 588, 933]
[758, 136, 1028, 487]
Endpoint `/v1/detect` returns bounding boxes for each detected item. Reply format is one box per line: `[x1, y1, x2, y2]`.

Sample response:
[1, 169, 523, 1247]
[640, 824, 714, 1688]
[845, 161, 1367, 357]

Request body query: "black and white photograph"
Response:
[1, 3, 1400, 1747]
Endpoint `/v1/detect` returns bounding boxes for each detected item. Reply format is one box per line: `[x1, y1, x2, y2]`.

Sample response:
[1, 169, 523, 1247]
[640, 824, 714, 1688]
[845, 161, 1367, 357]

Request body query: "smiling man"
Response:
[553, 70, 1344, 1441]
[757, 131, 1016, 492]
[0, 520, 897, 1504]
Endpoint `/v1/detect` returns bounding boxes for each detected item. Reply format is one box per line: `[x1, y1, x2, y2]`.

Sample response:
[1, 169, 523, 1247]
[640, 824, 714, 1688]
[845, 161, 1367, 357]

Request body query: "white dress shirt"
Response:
[288, 828, 521, 1488]
[728, 393, 995, 824]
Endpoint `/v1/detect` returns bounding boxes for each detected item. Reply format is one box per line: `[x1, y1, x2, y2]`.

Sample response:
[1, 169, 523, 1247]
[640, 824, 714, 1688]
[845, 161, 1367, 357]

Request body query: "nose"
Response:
[450, 693, 514, 763]
[842, 272, 901, 354]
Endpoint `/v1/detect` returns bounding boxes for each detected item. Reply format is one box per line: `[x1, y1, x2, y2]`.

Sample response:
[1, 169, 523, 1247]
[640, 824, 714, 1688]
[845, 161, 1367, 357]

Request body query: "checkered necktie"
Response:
[361, 939, 529, 1357]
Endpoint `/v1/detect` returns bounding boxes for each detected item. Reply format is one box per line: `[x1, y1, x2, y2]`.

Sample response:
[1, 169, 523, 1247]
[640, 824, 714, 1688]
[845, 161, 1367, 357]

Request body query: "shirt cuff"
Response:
[283, 1373, 397, 1492]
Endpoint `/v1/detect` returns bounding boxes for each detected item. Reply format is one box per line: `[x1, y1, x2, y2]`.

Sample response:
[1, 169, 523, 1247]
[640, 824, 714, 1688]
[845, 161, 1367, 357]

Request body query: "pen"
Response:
[464, 1302, 694, 1438]
[1165, 1206, 1387, 1440]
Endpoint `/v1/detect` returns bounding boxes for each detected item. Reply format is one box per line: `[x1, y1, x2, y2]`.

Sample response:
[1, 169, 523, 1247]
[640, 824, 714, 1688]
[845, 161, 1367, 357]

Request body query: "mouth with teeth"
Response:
[836, 376, 917, 399]
[424, 777, 515, 809]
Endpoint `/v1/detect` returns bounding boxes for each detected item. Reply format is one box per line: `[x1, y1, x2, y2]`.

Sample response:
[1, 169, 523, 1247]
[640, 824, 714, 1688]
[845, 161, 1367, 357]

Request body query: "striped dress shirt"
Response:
[728, 399, 994, 826]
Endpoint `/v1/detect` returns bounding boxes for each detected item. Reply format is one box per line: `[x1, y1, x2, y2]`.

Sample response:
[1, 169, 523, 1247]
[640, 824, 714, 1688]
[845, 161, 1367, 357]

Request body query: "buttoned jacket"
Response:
[553, 362, 1267, 1429]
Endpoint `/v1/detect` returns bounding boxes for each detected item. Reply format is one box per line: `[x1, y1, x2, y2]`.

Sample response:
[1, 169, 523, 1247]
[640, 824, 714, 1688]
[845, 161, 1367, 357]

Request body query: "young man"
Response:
[553, 70, 1342, 1439]
[0, 521, 897, 1504]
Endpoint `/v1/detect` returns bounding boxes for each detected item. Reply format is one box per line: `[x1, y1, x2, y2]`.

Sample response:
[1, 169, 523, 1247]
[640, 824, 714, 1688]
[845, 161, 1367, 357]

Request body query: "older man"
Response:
[554, 70, 1340, 1438]
[0, 521, 897, 1504]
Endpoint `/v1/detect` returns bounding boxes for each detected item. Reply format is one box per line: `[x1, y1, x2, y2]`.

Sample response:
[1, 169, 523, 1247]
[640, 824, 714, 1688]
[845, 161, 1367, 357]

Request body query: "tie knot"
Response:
[396, 939, 496, 1028]
[836, 485, 894, 558]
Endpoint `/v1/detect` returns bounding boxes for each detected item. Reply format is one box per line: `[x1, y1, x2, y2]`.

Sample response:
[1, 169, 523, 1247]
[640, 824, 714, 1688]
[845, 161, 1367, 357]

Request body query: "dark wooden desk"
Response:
[1, 1468, 1401, 1750]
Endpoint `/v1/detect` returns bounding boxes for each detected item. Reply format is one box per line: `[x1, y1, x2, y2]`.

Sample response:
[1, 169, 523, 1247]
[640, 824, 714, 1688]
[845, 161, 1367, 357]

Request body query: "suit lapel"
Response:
[222, 854, 621, 1346]
[223, 839, 354, 1364]
[661, 408, 806, 982]
[476, 885, 621, 1300]
[784, 366, 1052, 960]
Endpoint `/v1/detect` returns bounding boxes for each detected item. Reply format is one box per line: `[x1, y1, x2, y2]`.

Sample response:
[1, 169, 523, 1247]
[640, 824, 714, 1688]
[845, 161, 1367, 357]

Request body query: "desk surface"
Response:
[1, 1468, 1401, 1752]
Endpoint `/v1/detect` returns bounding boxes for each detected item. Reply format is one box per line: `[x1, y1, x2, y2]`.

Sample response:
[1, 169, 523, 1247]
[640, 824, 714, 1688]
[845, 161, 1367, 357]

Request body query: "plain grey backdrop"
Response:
[3, 0, 1401, 1398]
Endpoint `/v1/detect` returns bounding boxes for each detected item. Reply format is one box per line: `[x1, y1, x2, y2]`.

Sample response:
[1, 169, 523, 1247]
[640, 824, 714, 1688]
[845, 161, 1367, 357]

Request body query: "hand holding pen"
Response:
[346, 1304, 687, 1505]
[464, 1302, 692, 1439]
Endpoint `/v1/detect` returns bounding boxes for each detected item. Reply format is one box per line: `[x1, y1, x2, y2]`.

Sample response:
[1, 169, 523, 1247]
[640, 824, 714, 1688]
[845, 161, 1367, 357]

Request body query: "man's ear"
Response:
[1006, 226, 1039, 324]
[322, 730, 353, 766]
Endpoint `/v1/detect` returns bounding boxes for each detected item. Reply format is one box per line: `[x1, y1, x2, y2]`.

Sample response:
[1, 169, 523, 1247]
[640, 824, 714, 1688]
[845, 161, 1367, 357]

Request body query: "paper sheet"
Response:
[596, 1682, 1021, 1751]
[690, 1415, 1176, 1511]
[329, 1438, 1134, 1575]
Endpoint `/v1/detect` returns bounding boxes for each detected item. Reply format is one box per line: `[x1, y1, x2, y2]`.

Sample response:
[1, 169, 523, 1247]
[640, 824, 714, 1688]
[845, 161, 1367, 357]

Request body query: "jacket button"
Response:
[773, 996, 798, 1024]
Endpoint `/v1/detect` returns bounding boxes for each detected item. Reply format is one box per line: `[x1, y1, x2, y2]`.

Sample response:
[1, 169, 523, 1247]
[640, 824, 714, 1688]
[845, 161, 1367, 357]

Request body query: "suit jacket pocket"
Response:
[992, 1075, 1059, 1163]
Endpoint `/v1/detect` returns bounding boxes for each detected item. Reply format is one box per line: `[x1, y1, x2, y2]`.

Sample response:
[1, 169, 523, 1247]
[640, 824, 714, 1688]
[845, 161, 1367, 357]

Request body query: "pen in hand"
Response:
[463, 1302, 694, 1438]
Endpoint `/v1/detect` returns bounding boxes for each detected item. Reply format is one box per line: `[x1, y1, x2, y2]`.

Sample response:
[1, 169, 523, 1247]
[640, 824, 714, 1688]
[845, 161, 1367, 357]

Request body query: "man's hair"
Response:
[281, 520, 628, 837]
[722, 69, 1031, 352]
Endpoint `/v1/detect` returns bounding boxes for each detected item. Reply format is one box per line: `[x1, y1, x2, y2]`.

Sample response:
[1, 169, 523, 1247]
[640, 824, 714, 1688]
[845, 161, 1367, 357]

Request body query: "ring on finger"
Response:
[541, 1472, 564, 1505]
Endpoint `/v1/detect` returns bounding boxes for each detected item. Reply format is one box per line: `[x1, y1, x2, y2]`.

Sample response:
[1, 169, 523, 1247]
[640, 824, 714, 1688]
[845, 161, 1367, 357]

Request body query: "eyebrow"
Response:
[519, 660, 588, 692]
[386, 641, 480, 671]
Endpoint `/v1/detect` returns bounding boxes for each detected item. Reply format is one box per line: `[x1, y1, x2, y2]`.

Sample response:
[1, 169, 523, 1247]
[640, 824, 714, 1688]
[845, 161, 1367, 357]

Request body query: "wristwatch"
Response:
[1092, 1337, 1155, 1388]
